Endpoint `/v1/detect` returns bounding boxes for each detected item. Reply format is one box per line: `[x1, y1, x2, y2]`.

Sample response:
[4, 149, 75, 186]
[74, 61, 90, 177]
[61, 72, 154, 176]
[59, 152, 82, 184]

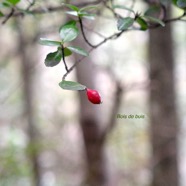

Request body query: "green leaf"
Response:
[59, 20, 79, 42]
[136, 17, 148, 30]
[67, 46, 88, 56]
[0, 11, 4, 17]
[59, 80, 86, 91]
[78, 12, 95, 20]
[45, 48, 62, 67]
[117, 17, 134, 31]
[65, 11, 78, 16]
[0, 1, 11, 7]
[113, 5, 135, 14]
[39, 38, 61, 47]
[79, 5, 98, 12]
[63, 47, 72, 57]
[143, 15, 165, 26]
[144, 5, 161, 17]
[177, 0, 186, 8]
[172, 0, 178, 5]
[64, 4, 79, 11]
[6, 0, 20, 5]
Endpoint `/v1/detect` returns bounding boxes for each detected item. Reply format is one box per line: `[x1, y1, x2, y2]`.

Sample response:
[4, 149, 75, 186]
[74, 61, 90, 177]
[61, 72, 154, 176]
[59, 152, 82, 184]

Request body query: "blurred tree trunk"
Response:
[73, 21, 122, 186]
[74, 34, 107, 186]
[17, 20, 42, 186]
[148, 6, 179, 186]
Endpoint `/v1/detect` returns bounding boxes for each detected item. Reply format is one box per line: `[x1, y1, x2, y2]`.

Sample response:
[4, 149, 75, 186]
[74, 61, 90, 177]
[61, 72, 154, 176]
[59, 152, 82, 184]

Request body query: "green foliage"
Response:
[144, 5, 161, 17]
[7, 0, 20, 5]
[59, 20, 79, 43]
[59, 80, 86, 91]
[78, 12, 96, 20]
[38, 1, 185, 94]
[67, 46, 88, 56]
[80, 5, 98, 12]
[45, 48, 62, 67]
[39, 38, 61, 47]
[63, 47, 72, 57]
[117, 17, 134, 31]
[65, 4, 79, 12]
[64, 3, 97, 19]
[143, 15, 165, 27]
[0, 10, 4, 16]
[136, 17, 148, 30]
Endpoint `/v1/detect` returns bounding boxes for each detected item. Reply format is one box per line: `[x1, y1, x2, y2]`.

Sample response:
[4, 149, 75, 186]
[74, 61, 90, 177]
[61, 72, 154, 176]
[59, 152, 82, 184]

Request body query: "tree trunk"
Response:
[74, 37, 107, 186]
[17, 19, 42, 186]
[148, 6, 179, 186]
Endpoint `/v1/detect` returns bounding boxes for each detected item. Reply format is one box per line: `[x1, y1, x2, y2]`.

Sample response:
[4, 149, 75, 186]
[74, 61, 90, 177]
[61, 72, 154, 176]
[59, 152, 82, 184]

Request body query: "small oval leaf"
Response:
[78, 12, 95, 20]
[64, 4, 79, 11]
[143, 15, 165, 27]
[45, 48, 62, 67]
[79, 5, 98, 12]
[117, 17, 134, 31]
[39, 38, 61, 46]
[67, 46, 88, 56]
[136, 17, 148, 30]
[63, 47, 72, 57]
[144, 5, 161, 17]
[7, 0, 20, 5]
[65, 11, 78, 16]
[59, 21, 79, 42]
[59, 80, 87, 91]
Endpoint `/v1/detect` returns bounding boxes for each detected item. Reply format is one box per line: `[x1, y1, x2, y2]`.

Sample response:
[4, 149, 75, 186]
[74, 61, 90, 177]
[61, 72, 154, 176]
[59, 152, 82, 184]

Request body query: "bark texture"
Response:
[149, 7, 179, 186]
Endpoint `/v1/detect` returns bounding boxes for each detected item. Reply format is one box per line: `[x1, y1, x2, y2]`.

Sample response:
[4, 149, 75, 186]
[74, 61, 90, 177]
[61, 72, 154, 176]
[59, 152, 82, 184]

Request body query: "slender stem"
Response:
[2, 8, 15, 24]
[61, 45, 69, 73]
[78, 16, 97, 48]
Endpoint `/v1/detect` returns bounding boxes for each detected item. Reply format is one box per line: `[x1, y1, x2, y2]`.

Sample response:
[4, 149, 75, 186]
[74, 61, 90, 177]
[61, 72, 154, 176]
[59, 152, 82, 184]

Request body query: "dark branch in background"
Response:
[1, 0, 102, 24]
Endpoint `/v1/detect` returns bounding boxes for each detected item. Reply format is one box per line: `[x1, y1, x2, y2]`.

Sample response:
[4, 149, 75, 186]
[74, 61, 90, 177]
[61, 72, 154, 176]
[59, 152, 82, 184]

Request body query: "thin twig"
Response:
[62, 48, 94, 80]
[83, 25, 107, 39]
[78, 16, 97, 48]
[103, 0, 120, 18]
[61, 45, 69, 72]
[26, 0, 36, 11]
[2, 8, 15, 24]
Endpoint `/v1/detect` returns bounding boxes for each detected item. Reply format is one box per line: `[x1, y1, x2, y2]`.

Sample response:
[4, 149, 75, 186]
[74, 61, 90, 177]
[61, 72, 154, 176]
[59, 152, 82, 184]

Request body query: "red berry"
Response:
[86, 88, 102, 104]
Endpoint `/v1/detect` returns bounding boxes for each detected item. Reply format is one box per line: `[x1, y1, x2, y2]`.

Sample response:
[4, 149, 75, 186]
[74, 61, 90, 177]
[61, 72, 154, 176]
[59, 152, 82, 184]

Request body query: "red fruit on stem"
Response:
[86, 88, 102, 104]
